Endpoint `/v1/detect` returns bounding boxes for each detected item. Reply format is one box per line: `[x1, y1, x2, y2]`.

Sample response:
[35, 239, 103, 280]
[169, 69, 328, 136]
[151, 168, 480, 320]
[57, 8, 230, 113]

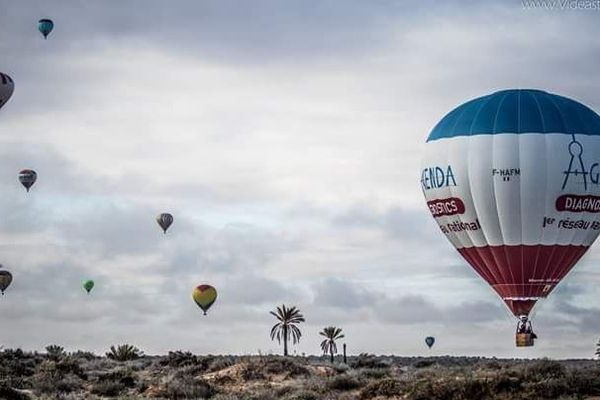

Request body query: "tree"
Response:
[270, 304, 305, 356]
[45, 345, 66, 361]
[596, 338, 600, 358]
[320, 326, 345, 363]
[106, 344, 143, 361]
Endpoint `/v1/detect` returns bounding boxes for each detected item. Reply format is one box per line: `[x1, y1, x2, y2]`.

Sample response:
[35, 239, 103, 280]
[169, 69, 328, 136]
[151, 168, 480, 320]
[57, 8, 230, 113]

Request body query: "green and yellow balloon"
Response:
[192, 284, 217, 315]
[82, 280, 94, 294]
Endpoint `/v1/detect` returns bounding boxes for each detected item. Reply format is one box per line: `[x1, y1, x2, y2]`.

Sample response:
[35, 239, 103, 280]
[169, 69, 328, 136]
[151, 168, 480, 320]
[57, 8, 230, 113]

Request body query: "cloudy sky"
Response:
[0, 0, 600, 359]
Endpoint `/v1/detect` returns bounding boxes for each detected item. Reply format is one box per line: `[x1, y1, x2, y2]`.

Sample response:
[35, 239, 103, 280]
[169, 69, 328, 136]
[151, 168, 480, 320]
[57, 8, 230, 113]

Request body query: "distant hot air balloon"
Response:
[19, 169, 37, 192]
[0, 73, 14, 111]
[421, 89, 600, 346]
[0, 270, 13, 295]
[38, 19, 54, 39]
[425, 336, 435, 349]
[192, 284, 217, 315]
[156, 213, 173, 234]
[83, 280, 94, 294]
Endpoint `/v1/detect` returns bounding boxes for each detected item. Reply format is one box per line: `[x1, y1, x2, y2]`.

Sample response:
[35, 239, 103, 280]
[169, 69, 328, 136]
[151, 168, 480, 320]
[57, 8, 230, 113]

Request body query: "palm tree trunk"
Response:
[283, 325, 288, 356]
[330, 348, 334, 363]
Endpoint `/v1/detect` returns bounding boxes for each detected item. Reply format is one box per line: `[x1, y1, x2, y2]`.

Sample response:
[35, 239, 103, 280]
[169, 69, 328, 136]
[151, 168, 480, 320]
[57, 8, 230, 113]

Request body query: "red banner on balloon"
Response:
[556, 194, 600, 213]
[427, 197, 466, 217]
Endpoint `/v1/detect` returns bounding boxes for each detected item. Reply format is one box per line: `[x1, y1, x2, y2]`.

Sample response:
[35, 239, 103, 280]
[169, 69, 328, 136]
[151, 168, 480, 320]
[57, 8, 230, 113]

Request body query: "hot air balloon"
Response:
[38, 19, 54, 39]
[192, 284, 217, 315]
[425, 336, 435, 349]
[0, 73, 14, 111]
[421, 89, 600, 347]
[156, 213, 173, 234]
[0, 270, 13, 295]
[19, 169, 37, 192]
[83, 280, 94, 294]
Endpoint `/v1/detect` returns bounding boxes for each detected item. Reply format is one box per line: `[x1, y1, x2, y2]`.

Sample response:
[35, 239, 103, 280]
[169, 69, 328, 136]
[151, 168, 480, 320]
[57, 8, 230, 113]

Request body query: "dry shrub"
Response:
[282, 389, 320, 400]
[327, 374, 364, 391]
[31, 359, 86, 395]
[240, 357, 309, 381]
[351, 354, 390, 369]
[0, 382, 30, 400]
[359, 378, 406, 399]
[91, 368, 137, 397]
[208, 356, 236, 372]
[153, 376, 215, 399]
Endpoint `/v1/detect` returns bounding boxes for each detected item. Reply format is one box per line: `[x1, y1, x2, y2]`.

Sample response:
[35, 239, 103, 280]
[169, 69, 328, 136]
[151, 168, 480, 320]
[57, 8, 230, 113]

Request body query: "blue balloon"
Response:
[38, 19, 54, 39]
[425, 336, 435, 349]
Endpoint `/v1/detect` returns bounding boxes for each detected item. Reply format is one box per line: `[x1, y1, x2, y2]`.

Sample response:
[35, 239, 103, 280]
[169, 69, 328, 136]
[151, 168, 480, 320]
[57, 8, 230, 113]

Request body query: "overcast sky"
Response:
[0, 0, 600, 359]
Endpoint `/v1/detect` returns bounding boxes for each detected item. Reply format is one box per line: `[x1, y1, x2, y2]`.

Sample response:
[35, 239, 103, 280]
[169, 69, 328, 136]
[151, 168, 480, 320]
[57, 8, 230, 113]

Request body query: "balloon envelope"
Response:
[421, 89, 600, 317]
[425, 336, 435, 349]
[83, 280, 94, 294]
[0, 73, 14, 110]
[0, 270, 13, 294]
[38, 19, 54, 39]
[192, 284, 217, 315]
[19, 169, 37, 192]
[156, 213, 173, 233]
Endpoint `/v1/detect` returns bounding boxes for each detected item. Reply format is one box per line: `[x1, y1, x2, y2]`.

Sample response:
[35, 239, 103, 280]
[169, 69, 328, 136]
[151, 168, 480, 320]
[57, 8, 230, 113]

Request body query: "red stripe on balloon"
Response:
[457, 244, 589, 316]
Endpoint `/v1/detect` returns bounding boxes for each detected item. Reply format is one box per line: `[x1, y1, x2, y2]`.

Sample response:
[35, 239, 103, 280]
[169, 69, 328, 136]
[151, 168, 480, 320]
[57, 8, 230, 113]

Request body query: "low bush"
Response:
[327, 374, 363, 391]
[154, 376, 215, 399]
[351, 354, 390, 369]
[359, 378, 406, 399]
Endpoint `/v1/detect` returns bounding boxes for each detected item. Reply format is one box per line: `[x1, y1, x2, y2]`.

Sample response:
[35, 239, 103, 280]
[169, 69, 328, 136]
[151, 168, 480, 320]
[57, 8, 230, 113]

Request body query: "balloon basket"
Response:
[516, 333, 535, 347]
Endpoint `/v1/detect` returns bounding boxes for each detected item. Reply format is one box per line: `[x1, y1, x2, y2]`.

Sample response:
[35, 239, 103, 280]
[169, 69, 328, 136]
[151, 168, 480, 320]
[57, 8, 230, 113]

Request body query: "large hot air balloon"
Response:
[83, 280, 94, 294]
[0, 270, 13, 295]
[425, 336, 435, 349]
[38, 19, 54, 39]
[0, 73, 14, 110]
[192, 284, 217, 315]
[421, 89, 600, 346]
[19, 169, 37, 192]
[156, 213, 173, 234]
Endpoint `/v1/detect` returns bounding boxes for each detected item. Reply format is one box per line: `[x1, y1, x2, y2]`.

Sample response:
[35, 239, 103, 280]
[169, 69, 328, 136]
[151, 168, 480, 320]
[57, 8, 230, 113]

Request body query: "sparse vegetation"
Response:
[0, 353, 599, 399]
[105, 344, 144, 362]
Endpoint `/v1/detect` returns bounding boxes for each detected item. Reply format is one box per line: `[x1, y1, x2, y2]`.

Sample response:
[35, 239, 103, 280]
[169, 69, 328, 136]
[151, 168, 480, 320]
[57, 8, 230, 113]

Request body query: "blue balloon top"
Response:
[427, 89, 600, 142]
[38, 19, 54, 38]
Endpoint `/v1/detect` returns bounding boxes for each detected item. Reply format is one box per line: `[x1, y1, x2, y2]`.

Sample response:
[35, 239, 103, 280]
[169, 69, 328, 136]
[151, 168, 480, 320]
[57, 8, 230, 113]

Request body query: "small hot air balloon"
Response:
[156, 213, 173, 234]
[19, 169, 37, 192]
[38, 19, 54, 39]
[0, 270, 13, 295]
[0, 73, 14, 111]
[192, 284, 217, 315]
[83, 280, 94, 294]
[425, 336, 435, 349]
[421, 89, 600, 346]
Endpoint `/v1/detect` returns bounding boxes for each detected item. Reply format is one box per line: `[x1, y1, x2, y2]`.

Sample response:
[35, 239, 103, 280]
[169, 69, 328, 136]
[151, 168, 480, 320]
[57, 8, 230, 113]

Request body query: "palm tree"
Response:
[596, 338, 600, 358]
[320, 326, 345, 363]
[270, 304, 305, 356]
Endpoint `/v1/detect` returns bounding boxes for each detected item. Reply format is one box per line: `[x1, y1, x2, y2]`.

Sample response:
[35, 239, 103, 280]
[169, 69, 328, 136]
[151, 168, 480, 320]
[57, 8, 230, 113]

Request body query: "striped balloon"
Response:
[156, 213, 173, 234]
[192, 284, 217, 315]
[422, 89, 600, 318]
[19, 169, 37, 192]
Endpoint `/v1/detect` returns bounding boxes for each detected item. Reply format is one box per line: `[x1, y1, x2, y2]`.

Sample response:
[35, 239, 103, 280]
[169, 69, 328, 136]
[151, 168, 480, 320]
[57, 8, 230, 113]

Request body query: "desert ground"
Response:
[1, 348, 600, 400]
